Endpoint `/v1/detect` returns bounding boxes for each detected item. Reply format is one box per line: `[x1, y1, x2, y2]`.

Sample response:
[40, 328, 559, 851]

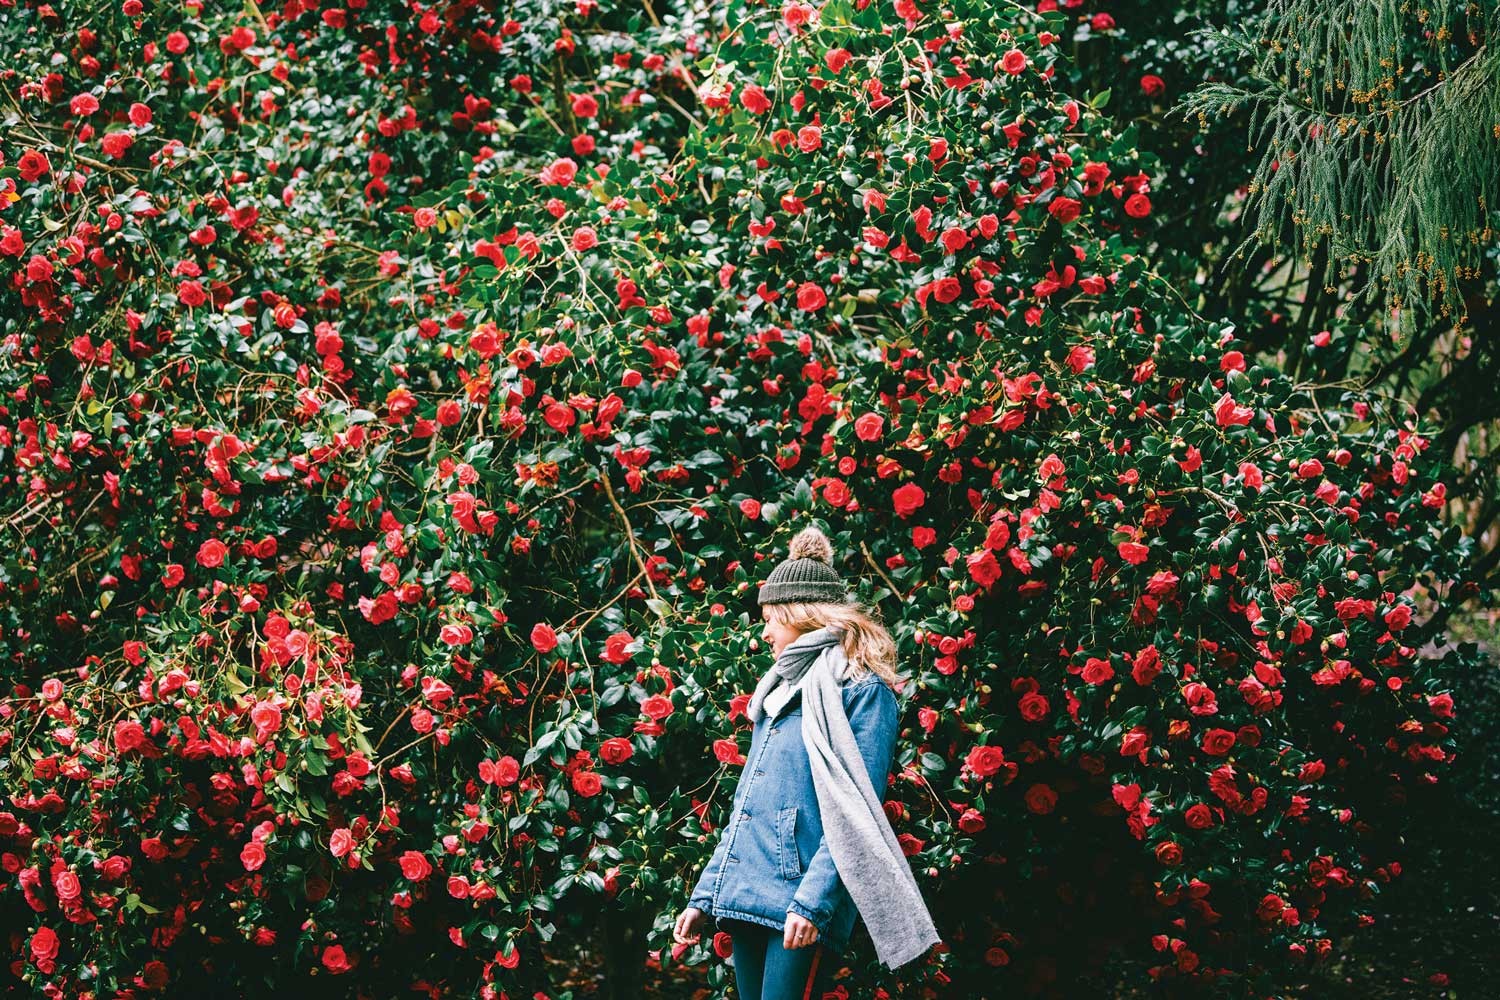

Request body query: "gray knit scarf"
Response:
[745, 625, 942, 970]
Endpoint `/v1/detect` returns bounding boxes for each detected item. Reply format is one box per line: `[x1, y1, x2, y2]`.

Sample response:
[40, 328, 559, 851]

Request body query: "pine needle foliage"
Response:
[1176, 0, 1500, 341]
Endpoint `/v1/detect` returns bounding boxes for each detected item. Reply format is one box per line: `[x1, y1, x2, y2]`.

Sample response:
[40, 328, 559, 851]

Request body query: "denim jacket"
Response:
[687, 669, 902, 954]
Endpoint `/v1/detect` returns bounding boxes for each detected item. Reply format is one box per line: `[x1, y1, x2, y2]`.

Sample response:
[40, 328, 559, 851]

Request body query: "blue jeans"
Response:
[724, 918, 838, 1000]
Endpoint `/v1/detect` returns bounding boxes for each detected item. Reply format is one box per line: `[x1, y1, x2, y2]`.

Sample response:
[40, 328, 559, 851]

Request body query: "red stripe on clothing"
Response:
[801, 944, 823, 1000]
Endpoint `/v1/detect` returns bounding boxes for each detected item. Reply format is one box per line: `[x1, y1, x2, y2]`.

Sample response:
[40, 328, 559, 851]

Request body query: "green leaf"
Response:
[125, 893, 162, 915]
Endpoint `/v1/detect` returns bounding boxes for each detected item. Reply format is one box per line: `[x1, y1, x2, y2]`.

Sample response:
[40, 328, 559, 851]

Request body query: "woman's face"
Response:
[760, 606, 803, 658]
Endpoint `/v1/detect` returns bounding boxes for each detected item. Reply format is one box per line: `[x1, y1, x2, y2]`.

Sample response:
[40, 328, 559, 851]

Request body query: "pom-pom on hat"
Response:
[758, 524, 851, 606]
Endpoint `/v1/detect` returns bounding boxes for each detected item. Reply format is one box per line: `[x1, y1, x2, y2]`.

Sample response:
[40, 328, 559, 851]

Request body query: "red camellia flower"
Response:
[795, 280, 827, 311]
[1257, 893, 1288, 923]
[30, 926, 59, 973]
[544, 401, 576, 432]
[1001, 49, 1027, 74]
[795, 124, 822, 153]
[439, 624, 473, 649]
[1024, 783, 1057, 814]
[141, 960, 169, 989]
[113, 720, 147, 753]
[1132, 645, 1162, 685]
[398, 851, 432, 880]
[52, 870, 81, 902]
[1124, 193, 1151, 218]
[1120, 725, 1151, 759]
[250, 700, 282, 740]
[782, 2, 815, 27]
[539, 157, 577, 186]
[101, 131, 134, 158]
[241, 840, 267, 871]
[571, 226, 598, 251]
[571, 769, 602, 796]
[530, 623, 559, 653]
[740, 84, 772, 114]
[599, 737, 633, 764]
[1048, 197, 1081, 223]
[965, 744, 1005, 778]
[26, 254, 54, 283]
[1214, 393, 1254, 427]
[641, 693, 674, 720]
[854, 412, 884, 441]
[600, 632, 635, 665]
[321, 945, 351, 974]
[494, 755, 521, 785]
[931, 275, 962, 303]
[821, 478, 851, 508]
[18, 149, 51, 181]
[1140, 74, 1166, 97]
[196, 538, 227, 568]
[1155, 841, 1183, 866]
[1184, 803, 1215, 829]
[712, 738, 745, 765]
[1018, 691, 1049, 722]
[1118, 540, 1150, 565]
[1296, 458, 1324, 479]
[892, 481, 926, 518]
[966, 549, 1002, 588]
[1081, 657, 1115, 685]
[1201, 728, 1237, 755]
[177, 280, 206, 307]
[329, 828, 353, 858]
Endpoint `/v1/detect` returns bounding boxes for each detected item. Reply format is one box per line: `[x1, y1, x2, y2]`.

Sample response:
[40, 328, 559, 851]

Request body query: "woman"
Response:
[672, 524, 941, 999]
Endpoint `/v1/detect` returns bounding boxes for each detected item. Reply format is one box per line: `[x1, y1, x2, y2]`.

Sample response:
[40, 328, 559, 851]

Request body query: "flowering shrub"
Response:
[0, 0, 1484, 998]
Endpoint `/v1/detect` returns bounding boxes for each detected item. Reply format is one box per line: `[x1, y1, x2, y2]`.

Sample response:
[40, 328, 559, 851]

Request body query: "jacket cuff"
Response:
[786, 899, 831, 932]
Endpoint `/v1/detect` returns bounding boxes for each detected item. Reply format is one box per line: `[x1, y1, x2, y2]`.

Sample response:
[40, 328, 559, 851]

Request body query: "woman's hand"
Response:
[673, 906, 708, 945]
[784, 912, 820, 950]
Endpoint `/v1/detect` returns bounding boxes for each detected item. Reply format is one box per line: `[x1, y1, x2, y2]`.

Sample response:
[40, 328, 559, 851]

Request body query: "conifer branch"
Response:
[1175, 1, 1500, 340]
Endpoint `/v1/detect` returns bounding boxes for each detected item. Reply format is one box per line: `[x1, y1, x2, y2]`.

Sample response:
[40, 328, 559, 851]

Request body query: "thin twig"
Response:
[599, 470, 665, 610]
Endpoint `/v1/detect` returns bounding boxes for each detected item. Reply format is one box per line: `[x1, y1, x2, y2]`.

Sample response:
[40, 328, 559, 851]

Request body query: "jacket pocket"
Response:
[777, 806, 802, 880]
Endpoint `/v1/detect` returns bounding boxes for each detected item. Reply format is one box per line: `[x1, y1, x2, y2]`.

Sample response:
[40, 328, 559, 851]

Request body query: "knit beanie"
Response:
[758, 525, 851, 606]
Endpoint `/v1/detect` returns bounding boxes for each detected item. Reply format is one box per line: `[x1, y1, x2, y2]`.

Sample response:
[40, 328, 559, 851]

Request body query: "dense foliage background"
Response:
[1, 1, 1493, 998]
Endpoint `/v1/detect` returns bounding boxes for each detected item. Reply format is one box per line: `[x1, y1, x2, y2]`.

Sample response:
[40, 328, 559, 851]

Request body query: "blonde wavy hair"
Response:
[762, 599, 901, 688]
